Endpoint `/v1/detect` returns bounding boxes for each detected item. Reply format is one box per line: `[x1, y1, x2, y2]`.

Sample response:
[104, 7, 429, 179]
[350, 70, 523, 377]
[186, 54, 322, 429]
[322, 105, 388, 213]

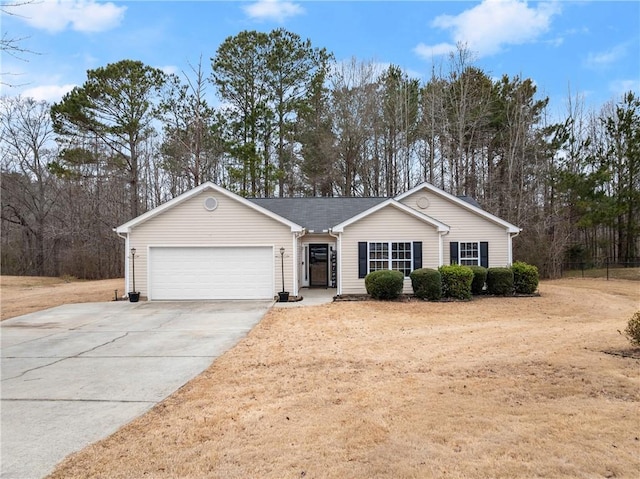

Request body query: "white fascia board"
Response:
[115, 182, 303, 233]
[331, 198, 450, 233]
[395, 182, 521, 234]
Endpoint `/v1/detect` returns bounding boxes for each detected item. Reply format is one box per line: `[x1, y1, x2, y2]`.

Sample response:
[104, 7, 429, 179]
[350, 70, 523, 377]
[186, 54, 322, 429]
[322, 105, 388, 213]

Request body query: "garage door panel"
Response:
[149, 247, 273, 300]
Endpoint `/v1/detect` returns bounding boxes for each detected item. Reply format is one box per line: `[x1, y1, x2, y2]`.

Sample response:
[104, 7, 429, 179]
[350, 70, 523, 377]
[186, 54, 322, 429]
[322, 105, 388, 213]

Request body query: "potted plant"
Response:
[278, 291, 289, 302]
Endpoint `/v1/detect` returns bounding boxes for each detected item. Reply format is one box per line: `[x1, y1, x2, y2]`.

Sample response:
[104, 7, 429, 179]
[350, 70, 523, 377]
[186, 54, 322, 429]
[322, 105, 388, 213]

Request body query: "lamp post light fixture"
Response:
[279, 247, 285, 292]
[278, 247, 288, 302]
[129, 247, 139, 302]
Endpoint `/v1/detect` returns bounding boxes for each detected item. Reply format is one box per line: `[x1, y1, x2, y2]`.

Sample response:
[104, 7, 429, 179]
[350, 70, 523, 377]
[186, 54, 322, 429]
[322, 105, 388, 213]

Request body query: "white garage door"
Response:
[149, 246, 274, 300]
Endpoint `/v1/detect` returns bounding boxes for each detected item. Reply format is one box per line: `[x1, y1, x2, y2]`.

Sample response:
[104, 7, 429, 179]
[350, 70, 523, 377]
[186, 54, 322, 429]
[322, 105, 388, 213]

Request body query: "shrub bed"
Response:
[512, 261, 539, 294]
[469, 265, 488, 295]
[624, 311, 640, 346]
[365, 269, 404, 300]
[487, 267, 514, 296]
[410, 268, 442, 301]
[439, 264, 473, 300]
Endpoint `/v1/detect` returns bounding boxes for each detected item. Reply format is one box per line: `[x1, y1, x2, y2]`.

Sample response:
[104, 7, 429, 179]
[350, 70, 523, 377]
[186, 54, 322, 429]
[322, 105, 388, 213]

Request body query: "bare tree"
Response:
[0, 96, 58, 274]
[1, 0, 39, 86]
[329, 58, 380, 196]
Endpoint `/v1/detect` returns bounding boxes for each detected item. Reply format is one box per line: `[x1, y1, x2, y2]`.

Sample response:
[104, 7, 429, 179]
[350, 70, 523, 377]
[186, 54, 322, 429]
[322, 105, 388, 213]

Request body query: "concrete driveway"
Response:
[0, 300, 272, 479]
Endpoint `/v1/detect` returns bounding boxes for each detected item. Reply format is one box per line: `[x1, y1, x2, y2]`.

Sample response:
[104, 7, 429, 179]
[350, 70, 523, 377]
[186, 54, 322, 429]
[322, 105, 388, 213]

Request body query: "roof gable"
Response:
[116, 182, 303, 233]
[395, 182, 521, 233]
[331, 199, 449, 233]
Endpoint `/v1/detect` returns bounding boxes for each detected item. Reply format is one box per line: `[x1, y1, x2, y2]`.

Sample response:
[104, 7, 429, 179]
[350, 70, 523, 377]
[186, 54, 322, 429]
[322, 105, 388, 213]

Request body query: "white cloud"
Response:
[585, 44, 628, 69]
[415, 0, 561, 60]
[14, 0, 126, 33]
[414, 42, 456, 59]
[609, 79, 640, 97]
[160, 65, 179, 76]
[21, 84, 77, 103]
[243, 0, 304, 22]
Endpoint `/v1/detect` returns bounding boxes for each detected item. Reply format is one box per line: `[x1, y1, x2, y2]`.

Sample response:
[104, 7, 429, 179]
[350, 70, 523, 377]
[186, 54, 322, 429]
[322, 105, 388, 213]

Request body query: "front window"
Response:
[368, 242, 389, 272]
[459, 242, 479, 266]
[368, 242, 412, 276]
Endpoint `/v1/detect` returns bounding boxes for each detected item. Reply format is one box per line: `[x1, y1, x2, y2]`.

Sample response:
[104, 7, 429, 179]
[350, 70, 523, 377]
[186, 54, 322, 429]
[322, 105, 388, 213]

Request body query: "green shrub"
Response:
[486, 267, 514, 296]
[438, 264, 473, 300]
[365, 269, 404, 300]
[410, 268, 442, 301]
[469, 265, 488, 295]
[512, 261, 539, 294]
[624, 311, 640, 346]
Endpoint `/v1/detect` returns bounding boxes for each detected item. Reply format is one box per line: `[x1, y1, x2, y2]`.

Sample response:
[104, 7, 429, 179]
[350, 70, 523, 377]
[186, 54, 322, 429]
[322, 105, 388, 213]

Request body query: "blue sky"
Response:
[2, 0, 638, 117]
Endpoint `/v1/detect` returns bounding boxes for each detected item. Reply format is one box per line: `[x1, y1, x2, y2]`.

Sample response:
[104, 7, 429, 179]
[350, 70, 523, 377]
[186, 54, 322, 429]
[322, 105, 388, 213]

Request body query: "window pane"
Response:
[391, 242, 412, 277]
[459, 242, 479, 265]
[369, 242, 389, 273]
[367, 242, 414, 276]
[392, 242, 411, 259]
[392, 260, 411, 276]
[370, 260, 386, 272]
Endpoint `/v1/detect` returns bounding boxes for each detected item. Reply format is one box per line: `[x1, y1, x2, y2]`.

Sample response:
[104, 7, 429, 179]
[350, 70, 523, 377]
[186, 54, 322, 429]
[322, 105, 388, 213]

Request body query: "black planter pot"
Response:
[129, 292, 140, 303]
[278, 291, 289, 303]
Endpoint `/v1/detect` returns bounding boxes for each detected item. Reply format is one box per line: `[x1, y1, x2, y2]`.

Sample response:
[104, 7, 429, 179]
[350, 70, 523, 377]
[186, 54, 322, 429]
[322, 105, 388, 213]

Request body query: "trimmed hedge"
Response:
[486, 267, 514, 296]
[439, 264, 473, 300]
[410, 268, 442, 301]
[469, 265, 488, 295]
[365, 269, 404, 300]
[512, 261, 539, 294]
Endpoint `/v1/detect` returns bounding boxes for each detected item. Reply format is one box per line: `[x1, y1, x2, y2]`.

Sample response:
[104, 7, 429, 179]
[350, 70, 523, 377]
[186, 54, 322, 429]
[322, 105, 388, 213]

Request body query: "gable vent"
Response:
[417, 196, 430, 209]
[204, 196, 218, 211]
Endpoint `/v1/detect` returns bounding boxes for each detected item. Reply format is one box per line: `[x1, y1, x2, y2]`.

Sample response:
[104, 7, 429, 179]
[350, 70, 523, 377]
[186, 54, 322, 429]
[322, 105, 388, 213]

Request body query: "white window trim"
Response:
[367, 241, 413, 277]
[459, 241, 480, 266]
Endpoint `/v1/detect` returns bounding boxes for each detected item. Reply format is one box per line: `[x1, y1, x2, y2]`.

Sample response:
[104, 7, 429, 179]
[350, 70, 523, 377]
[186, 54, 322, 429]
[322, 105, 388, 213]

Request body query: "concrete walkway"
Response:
[273, 288, 336, 308]
[0, 300, 271, 479]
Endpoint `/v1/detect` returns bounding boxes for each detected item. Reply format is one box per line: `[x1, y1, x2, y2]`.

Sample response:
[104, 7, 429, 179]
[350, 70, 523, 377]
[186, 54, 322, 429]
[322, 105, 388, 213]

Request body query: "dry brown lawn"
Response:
[0, 276, 124, 321]
[18, 277, 639, 478]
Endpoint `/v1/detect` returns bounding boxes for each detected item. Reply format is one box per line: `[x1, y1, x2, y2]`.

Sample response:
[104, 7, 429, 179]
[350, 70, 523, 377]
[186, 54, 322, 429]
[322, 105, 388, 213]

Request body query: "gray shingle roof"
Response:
[457, 195, 481, 208]
[248, 197, 388, 232]
[249, 194, 483, 232]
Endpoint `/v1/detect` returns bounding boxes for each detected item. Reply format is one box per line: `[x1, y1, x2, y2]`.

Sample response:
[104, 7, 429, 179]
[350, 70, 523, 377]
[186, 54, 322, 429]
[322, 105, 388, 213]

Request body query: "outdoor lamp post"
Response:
[279, 247, 288, 302]
[129, 247, 139, 302]
[130, 248, 136, 292]
[279, 247, 285, 292]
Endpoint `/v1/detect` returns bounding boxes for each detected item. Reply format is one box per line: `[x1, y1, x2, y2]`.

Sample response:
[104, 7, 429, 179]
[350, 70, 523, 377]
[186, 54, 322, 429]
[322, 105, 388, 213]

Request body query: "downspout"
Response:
[293, 229, 307, 298]
[438, 230, 450, 266]
[328, 229, 341, 295]
[508, 229, 522, 265]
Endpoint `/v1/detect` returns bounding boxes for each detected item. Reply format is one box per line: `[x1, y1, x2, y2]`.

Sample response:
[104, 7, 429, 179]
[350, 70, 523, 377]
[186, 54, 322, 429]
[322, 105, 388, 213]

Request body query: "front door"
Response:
[309, 244, 329, 287]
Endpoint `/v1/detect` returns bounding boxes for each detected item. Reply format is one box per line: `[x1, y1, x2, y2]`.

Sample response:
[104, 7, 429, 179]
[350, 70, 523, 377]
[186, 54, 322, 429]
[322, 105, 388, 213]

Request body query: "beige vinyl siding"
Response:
[302, 233, 336, 244]
[400, 191, 511, 266]
[128, 191, 294, 298]
[340, 206, 441, 295]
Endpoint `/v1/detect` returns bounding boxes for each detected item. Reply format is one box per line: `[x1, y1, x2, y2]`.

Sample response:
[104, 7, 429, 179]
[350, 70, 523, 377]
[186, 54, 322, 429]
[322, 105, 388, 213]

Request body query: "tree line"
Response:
[1, 29, 639, 279]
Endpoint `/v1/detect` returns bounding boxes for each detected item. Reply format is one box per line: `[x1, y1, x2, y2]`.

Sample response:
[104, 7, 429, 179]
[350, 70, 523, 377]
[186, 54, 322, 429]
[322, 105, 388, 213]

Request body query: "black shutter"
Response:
[450, 242, 459, 264]
[413, 242, 422, 270]
[480, 241, 489, 268]
[358, 242, 367, 278]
